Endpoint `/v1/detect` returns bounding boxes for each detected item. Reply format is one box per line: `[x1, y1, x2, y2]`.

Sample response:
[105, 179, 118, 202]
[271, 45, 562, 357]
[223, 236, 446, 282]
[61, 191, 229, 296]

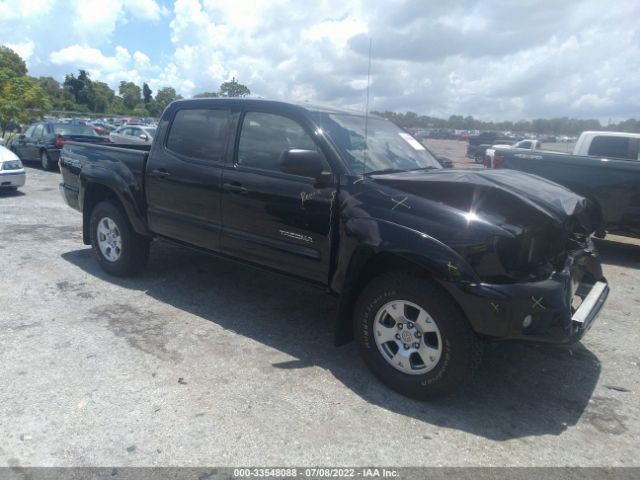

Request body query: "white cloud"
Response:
[1, 0, 639, 120]
[4, 40, 35, 61]
[0, 0, 54, 19]
[50, 44, 127, 71]
[133, 51, 151, 68]
[125, 0, 165, 21]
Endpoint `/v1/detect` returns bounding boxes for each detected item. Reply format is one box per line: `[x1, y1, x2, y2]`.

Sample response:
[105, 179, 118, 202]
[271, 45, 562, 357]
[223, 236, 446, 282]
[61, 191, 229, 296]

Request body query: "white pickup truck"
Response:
[484, 139, 541, 167]
[485, 131, 640, 168]
[572, 131, 640, 159]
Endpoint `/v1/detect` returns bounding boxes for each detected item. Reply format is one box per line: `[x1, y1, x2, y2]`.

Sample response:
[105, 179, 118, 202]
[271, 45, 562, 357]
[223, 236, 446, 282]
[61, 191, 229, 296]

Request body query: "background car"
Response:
[0, 145, 26, 191]
[10, 122, 107, 170]
[109, 125, 156, 145]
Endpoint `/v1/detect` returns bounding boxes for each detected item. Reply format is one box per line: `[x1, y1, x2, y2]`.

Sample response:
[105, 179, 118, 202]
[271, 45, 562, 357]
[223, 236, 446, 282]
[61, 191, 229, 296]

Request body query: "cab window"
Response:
[237, 112, 320, 171]
[166, 108, 230, 162]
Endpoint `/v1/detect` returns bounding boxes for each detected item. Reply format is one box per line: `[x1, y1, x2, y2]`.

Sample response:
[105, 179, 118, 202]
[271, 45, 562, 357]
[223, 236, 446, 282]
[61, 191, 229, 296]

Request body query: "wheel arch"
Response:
[334, 242, 476, 346]
[81, 180, 150, 245]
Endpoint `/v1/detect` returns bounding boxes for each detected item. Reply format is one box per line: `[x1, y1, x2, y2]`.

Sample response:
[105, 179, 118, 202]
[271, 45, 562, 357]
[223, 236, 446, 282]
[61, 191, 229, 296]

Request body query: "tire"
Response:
[89, 200, 149, 276]
[354, 272, 483, 399]
[41, 150, 53, 170]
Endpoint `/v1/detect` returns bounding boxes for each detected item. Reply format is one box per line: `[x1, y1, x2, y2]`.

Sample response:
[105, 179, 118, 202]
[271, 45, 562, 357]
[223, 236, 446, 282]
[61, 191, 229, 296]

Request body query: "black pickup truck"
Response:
[60, 99, 609, 399]
[491, 144, 640, 239]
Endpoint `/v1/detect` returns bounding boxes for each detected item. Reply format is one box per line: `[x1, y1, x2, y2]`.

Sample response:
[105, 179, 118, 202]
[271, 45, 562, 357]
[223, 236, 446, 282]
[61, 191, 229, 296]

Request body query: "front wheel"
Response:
[90, 200, 149, 276]
[354, 272, 483, 399]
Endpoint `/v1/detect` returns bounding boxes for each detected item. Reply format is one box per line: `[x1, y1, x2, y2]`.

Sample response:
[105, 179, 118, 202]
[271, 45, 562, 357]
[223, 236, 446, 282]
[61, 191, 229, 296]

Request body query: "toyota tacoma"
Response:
[59, 99, 609, 399]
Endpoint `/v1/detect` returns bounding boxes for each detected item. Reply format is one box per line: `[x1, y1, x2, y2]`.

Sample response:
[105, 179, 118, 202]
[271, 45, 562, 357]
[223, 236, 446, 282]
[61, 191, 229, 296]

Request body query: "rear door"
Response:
[26, 124, 45, 160]
[220, 109, 335, 283]
[13, 125, 35, 159]
[146, 107, 232, 251]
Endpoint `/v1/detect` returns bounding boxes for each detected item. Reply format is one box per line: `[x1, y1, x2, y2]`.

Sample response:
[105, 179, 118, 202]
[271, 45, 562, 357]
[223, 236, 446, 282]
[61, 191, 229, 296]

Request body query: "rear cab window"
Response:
[588, 136, 637, 160]
[166, 108, 230, 162]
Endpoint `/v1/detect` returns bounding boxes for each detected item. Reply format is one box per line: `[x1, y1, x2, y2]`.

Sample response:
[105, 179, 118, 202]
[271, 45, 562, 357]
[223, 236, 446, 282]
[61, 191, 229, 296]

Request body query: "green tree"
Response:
[0, 76, 51, 134]
[0, 46, 27, 79]
[153, 86, 181, 116]
[107, 96, 126, 115]
[142, 82, 153, 105]
[36, 76, 63, 108]
[218, 77, 250, 97]
[119, 81, 142, 110]
[92, 81, 116, 113]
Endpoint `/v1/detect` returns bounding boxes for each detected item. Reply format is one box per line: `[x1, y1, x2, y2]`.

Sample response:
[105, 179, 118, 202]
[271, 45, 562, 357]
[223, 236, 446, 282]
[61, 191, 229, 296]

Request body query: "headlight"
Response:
[1, 159, 23, 170]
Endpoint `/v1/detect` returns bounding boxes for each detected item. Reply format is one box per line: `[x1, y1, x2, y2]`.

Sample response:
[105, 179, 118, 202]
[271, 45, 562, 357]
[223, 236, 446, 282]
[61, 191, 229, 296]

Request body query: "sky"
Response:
[1, 0, 639, 121]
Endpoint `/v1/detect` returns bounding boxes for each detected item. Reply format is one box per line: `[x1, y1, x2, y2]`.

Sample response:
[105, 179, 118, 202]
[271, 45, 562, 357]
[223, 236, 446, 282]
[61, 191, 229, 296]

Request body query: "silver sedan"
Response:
[0, 145, 26, 191]
[109, 125, 156, 145]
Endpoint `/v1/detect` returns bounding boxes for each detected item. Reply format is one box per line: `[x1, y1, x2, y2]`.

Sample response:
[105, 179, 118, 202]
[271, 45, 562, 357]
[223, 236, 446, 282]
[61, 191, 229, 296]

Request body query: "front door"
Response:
[146, 107, 232, 251]
[220, 110, 335, 284]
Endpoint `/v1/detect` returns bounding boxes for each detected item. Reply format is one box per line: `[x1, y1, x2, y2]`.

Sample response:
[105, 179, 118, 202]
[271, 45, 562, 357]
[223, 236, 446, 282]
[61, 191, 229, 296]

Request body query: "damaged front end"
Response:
[369, 169, 609, 344]
[436, 173, 608, 344]
[451, 233, 608, 344]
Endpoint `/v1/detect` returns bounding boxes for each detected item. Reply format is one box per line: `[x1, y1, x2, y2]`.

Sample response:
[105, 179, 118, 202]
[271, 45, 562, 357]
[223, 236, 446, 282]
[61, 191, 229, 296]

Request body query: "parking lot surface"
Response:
[1, 157, 639, 467]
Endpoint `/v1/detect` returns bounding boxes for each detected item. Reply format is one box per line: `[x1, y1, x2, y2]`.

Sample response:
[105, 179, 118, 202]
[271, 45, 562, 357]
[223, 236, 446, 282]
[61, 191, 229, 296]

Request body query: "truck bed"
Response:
[59, 142, 150, 213]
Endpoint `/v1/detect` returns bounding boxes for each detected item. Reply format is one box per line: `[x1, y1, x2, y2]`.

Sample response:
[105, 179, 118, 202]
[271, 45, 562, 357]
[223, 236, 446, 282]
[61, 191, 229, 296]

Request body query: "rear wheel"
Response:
[354, 272, 483, 399]
[90, 200, 149, 276]
[40, 150, 54, 170]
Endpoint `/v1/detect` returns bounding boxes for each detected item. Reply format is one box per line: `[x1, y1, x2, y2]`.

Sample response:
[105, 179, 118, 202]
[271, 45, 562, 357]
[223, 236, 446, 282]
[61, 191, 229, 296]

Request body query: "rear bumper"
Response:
[448, 245, 608, 344]
[0, 170, 26, 187]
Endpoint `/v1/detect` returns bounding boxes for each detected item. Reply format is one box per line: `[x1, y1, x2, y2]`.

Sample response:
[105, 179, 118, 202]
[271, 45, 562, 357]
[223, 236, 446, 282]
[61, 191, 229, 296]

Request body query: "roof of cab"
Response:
[167, 97, 376, 117]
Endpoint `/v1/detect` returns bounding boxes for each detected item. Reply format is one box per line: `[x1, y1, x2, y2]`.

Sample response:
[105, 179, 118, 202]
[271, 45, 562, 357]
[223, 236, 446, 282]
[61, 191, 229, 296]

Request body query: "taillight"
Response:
[493, 155, 505, 168]
[55, 135, 66, 148]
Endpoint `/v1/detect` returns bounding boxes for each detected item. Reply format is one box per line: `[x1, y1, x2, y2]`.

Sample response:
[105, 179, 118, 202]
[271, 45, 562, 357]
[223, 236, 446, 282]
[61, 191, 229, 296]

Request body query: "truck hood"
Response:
[369, 168, 594, 231]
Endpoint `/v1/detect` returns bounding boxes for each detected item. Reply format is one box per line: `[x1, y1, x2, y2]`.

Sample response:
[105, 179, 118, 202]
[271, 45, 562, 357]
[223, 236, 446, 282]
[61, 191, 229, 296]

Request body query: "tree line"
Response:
[0, 45, 250, 133]
[372, 111, 640, 136]
[2, 44, 638, 136]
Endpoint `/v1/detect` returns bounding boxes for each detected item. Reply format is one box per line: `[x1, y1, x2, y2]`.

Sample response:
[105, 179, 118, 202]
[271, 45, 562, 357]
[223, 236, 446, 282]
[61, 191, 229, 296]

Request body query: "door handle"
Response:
[151, 169, 170, 178]
[223, 182, 248, 194]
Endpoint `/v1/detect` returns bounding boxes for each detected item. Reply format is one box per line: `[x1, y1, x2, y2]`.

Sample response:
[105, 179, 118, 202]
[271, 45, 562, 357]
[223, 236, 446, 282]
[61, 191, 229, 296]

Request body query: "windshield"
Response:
[53, 124, 97, 136]
[314, 113, 441, 174]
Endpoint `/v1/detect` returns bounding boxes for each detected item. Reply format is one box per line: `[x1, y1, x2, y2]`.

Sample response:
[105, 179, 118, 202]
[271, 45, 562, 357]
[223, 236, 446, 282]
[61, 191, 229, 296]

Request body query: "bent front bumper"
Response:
[448, 246, 609, 344]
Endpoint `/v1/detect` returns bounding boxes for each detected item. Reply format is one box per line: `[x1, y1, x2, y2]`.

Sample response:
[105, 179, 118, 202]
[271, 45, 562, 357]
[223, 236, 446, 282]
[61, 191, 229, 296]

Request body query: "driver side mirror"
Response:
[280, 149, 330, 184]
[436, 156, 453, 168]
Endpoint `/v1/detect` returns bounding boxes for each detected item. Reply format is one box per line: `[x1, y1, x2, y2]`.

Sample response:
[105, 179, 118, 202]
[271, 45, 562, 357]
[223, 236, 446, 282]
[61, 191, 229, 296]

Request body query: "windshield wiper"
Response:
[407, 166, 440, 171]
[363, 168, 407, 176]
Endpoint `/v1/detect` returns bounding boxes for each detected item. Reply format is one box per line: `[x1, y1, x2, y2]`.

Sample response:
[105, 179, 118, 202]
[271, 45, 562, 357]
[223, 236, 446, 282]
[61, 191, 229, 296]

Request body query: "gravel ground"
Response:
[0, 158, 639, 468]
